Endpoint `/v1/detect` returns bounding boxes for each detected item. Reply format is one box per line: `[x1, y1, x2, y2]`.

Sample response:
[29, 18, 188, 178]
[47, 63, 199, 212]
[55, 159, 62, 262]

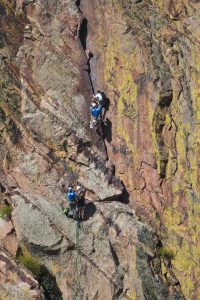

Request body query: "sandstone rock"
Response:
[0, 0, 198, 298]
[12, 196, 63, 249]
[0, 219, 13, 240]
[80, 0, 200, 297]
[2, 232, 19, 256]
[0, 248, 44, 300]
[10, 191, 183, 299]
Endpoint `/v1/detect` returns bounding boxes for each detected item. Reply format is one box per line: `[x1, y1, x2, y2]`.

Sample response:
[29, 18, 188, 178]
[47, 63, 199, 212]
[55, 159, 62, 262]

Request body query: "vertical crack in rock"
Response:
[77, 2, 94, 93]
[76, 0, 116, 169]
[109, 241, 124, 300]
[151, 42, 173, 179]
[79, 18, 88, 51]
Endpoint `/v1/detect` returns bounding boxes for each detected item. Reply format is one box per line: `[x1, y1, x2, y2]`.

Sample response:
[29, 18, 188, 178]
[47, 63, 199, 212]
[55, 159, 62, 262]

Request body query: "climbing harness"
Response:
[64, 205, 78, 219]
[90, 92, 106, 134]
[90, 117, 102, 131]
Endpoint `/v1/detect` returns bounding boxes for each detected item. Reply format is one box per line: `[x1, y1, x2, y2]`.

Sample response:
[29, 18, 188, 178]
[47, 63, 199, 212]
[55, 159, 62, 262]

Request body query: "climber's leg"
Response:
[80, 206, 85, 220]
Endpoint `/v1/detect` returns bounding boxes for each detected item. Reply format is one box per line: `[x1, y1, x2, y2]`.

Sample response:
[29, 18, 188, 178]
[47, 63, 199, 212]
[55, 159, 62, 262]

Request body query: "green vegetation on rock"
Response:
[158, 247, 175, 260]
[0, 205, 12, 219]
[18, 249, 62, 299]
[18, 253, 41, 278]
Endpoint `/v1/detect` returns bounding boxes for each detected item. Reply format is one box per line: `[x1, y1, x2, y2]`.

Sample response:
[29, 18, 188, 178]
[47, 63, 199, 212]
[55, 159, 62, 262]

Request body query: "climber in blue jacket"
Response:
[90, 102, 102, 120]
[66, 187, 77, 218]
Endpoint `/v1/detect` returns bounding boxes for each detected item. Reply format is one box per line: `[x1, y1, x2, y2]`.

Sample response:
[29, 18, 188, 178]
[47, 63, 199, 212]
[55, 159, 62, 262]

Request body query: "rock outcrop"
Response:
[0, 0, 199, 299]
[11, 193, 183, 299]
[80, 0, 200, 298]
[0, 217, 18, 256]
[0, 248, 44, 299]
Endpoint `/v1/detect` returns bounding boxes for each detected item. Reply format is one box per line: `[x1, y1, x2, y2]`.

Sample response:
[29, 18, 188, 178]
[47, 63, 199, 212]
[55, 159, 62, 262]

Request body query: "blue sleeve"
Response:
[72, 192, 77, 198]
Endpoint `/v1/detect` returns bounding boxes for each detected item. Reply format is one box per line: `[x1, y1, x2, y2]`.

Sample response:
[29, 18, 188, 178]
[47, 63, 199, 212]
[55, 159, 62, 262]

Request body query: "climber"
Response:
[66, 187, 77, 219]
[91, 95, 99, 106]
[89, 117, 98, 130]
[76, 185, 85, 220]
[93, 90, 110, 120]
[90, 102, 102, 120]
[94, 90, 103, 106]
[90, 102, 102, 131]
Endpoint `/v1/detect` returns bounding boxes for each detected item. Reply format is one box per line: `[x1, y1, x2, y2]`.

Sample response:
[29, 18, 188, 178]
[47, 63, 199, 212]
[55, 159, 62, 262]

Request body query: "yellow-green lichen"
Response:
[104, 18, 139, 160]
[163, 190, 200, 298]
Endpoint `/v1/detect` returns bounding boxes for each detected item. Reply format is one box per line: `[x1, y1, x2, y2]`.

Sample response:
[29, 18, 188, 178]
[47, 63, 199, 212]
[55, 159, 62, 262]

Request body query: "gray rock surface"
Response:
[0, 248, 44, 300]
[0, 0, 192, 298]
[11, 191, 182, 299]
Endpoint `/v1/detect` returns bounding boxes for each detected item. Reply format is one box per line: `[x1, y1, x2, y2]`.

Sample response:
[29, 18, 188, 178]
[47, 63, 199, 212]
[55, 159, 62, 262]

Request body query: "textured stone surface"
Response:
[80, 0, 200, 297]
[11, 193, 183, 299]
[0, 248, 44, 300]
[0, 219, 13, 240]
[0, 217, 19, 256]
[13, 198, 63, 248]
[0, 0, 199, 299]
[2, 232, 19, 256]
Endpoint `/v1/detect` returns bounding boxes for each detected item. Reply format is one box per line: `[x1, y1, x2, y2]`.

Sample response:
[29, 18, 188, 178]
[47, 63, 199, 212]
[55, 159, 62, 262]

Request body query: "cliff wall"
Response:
[0, 0, 199, 299]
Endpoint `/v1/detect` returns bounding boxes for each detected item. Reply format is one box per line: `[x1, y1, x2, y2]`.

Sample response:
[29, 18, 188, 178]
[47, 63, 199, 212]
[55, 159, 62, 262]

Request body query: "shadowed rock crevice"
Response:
[76, 2, 124, 202]
[151, 43, 173, 179]
[0, 182, 6, 193]
[17, 245, 63, 300]
[109, 242, 125, 299]
[135, 247, 168, 299]
[37, 265, 63, 300]
[109, 242, 120, 267]
[79, 18, 88, 51]
[0, 248, 44, 299]
[78, 15, 94, 93]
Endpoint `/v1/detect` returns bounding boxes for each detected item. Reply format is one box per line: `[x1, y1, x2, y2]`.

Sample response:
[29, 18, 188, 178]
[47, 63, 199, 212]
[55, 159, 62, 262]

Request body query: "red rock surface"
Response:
[0, 248, 44, 299]
[0, 0, 199, 299]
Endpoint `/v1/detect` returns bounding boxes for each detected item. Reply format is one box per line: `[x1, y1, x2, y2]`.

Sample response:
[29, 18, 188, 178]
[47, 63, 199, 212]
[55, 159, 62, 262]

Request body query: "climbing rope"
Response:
[73, 217, 82, 300]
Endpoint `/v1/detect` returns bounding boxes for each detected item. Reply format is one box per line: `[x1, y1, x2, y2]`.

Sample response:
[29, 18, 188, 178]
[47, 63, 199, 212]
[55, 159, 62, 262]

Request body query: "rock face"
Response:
[0, 248, 44, 299]
[0, 0, 199, 299]
[12, 193, 182, 299]
[0, 217, 18, 256]
[80, 0, 200, 298]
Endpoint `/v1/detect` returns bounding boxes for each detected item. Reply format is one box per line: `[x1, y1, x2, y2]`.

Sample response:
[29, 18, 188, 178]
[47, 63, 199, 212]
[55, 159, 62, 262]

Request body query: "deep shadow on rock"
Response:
[101, 92, 110, 113]
[0, 182, 6, 193]
[119, 183, 130, 204]
[38, 265, 62, 300]
[83, 202, 97, 221]
[103, 118, 112, 142]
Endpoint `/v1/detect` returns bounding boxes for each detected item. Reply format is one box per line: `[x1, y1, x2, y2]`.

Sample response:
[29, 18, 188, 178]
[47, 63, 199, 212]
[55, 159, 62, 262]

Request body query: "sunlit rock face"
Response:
[79, 0, 200, 297]
[0, 248, 44, 299]
[0, 0, 199, 299]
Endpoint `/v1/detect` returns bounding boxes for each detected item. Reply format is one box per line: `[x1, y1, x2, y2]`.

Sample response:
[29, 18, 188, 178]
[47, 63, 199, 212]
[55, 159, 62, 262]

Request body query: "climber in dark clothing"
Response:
[76, 185, 85, 220]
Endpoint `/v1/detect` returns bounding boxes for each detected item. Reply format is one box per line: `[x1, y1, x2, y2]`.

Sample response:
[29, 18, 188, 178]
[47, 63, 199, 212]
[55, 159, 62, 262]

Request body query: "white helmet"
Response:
[91, 102, 97, 107]
[77, 185, 81, 191]
[68, 187, 73, 192]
